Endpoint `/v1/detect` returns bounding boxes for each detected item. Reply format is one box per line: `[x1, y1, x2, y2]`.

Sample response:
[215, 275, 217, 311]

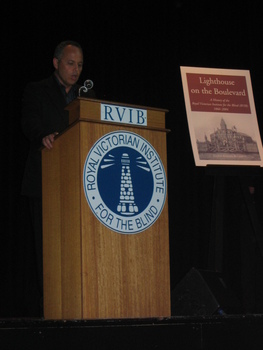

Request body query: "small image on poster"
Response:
[180, 66, 263, 167]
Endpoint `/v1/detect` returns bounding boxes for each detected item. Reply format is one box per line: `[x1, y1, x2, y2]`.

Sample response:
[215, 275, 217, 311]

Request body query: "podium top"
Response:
[65, 97, 169, 130]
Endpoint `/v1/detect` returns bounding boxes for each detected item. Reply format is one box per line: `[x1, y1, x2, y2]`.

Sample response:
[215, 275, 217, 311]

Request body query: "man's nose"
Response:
[73, 63, 80, 73]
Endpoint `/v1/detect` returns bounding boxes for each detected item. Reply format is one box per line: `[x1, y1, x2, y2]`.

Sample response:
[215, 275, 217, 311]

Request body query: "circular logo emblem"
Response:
[83, 131, 166, 234]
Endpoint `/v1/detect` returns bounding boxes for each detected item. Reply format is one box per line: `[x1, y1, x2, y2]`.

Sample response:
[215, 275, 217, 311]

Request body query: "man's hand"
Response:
[42, 132, 59, 150]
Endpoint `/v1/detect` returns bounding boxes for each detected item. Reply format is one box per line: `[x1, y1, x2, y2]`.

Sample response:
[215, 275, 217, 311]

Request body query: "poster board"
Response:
[180, 66, 263, 167]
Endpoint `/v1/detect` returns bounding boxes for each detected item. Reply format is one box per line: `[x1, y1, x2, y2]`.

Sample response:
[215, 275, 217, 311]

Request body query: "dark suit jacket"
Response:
[21, 74, 95, 197]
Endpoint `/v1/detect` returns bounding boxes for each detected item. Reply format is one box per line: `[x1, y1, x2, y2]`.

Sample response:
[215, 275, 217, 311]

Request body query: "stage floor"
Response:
[1, 314, 263, 349]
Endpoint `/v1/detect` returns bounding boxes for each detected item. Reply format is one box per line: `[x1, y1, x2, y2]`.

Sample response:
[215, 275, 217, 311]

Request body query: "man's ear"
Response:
[53, 57, 59, 69]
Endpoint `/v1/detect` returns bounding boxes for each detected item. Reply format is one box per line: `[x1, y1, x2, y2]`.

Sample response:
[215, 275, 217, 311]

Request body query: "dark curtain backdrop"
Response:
[2, 1, 263, 317]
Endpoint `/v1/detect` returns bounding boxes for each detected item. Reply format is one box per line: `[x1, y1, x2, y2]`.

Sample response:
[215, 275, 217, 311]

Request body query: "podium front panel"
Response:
[42, 101, 170, 320]
[80, 122, 170, 319]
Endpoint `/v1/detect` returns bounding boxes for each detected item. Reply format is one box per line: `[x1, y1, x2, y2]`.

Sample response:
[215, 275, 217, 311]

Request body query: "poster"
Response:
[180, 66, 263, 167]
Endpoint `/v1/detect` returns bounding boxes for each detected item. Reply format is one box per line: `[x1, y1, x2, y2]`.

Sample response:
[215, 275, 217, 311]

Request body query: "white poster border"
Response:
[180, 66, 263, 167]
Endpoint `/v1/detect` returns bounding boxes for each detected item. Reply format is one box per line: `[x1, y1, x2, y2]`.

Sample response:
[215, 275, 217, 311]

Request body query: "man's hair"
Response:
[54, 40, 83, 60]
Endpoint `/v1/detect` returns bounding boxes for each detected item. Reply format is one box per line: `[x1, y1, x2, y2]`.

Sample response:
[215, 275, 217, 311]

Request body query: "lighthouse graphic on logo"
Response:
[117, 153, 139, 215]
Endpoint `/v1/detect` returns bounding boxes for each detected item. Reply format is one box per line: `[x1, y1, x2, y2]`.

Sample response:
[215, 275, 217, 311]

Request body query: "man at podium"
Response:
[21, 40, 95, 315]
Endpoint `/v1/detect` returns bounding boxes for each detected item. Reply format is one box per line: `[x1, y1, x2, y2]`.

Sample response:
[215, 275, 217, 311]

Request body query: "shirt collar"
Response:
[53, 73, 78, 104]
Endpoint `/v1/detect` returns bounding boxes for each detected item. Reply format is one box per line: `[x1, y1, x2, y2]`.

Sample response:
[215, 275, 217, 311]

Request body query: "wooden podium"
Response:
[42, 98, 170, 319]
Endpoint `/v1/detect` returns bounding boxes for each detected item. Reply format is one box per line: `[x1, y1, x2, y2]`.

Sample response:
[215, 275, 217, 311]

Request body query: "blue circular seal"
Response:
[83, 131, 166, 234]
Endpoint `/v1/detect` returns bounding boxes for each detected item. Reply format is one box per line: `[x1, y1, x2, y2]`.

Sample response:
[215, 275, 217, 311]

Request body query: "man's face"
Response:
[53, 45, 83, 90]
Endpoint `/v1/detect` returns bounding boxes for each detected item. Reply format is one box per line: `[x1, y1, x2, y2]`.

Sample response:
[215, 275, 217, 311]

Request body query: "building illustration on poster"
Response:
[180, 66, 263, 167]
[196, 117, 260, 161]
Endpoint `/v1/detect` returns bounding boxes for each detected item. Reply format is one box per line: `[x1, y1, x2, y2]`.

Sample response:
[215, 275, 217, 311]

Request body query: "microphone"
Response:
[79, 79, 94, 96]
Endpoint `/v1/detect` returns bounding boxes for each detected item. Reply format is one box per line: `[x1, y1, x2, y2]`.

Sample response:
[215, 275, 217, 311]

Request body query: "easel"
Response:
[206, 166, 263, 273]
